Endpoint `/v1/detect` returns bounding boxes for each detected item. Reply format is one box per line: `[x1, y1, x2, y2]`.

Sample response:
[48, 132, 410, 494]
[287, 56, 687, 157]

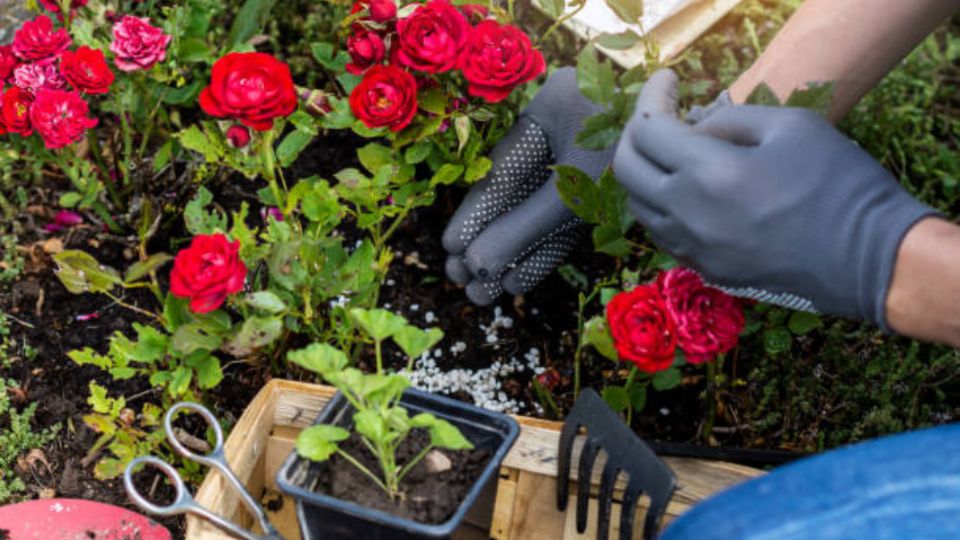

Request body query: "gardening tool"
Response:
[0, 498, 171, 540]
[123, 401, 284, 540]
[557, 388, 677, 540]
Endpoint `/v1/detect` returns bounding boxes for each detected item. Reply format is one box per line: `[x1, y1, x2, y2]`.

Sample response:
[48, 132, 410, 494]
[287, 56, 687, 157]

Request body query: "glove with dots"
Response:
[442, 67, 615, 305]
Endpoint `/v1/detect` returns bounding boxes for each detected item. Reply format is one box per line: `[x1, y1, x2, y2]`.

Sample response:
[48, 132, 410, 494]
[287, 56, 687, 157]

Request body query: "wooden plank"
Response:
[490, 469, 520, 540]
[507, 471, 568, 540]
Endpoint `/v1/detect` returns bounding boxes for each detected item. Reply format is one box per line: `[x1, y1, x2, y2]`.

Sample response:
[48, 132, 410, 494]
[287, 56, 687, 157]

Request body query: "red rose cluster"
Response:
[606, 268, 745, 373]
[345, 0, 544, 132]
[0, 14, 169, 149]
[170, 233, 248, 314]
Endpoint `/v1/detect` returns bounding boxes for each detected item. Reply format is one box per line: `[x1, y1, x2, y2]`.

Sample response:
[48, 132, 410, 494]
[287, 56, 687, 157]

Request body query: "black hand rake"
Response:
[557, 388, 677, 540]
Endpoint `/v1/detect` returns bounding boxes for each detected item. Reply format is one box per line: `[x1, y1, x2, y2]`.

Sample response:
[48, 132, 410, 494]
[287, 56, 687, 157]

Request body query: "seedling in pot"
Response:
[288, 308, 471, 501]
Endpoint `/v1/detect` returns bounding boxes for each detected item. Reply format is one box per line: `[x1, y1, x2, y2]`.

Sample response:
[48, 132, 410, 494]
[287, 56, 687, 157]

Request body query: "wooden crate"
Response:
[187, 380, 761, 540]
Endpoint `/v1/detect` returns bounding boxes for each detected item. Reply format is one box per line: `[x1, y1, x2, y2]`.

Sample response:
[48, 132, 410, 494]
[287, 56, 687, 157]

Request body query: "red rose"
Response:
[199, 52, 298, 132]
[226, 124, 251, 148]
[29, 89, 98, 149]
[38, 0, 88, 14]
[12, 15, 72, 64]
[110, 16, 171, 72]
[606, 284, 677, 373]
[0, 46, 19, 82]
[346, 28, 386, 75]
[396, 0, 470, 73]
[657, 268, 744, 364]
[349, 65, 418, 132]
[459, 20, 545, 103]
[60, 46, 114, 95]
[1, 87, 35, 137]
[169, 233, 247, 314]
[368, 0, 397, 22]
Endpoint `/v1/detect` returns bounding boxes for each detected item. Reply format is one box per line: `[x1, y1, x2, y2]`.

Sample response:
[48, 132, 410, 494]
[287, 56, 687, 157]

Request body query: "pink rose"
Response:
[657, 268, 744, 364]
[13, 62, 67, 93]
[29, 89, 99, 149]
[12, 15, 72, 64]
[109, 16, 171, 72]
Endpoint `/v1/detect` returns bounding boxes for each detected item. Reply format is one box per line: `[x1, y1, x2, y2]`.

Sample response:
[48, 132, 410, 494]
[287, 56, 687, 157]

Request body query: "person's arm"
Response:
[886, 218, 960, 347]
[728, 0, 959, 121]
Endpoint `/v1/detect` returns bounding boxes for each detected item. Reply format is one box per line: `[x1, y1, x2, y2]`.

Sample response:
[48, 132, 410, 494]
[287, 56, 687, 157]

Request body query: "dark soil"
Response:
[312, 429, 491, 524]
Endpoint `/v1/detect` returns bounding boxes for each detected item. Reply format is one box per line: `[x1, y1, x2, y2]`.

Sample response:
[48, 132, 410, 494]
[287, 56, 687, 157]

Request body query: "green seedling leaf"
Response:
[245, 291, 288, 314]
[350, 308, 407, 341]
[54, 250, 122, 294]
[124, 253, 173, 283]
[602, 385, 629, 412]
[428, 418, 473, 450]
[583, 316, 618, 361]
[411, 412, 437, 428]
[288, 343, 349, 376]
[223, 316, 283, 357]
[392, 326, 444, 360]
[297, 424, 349, 461]
[354, 410, 389, 443]
[652, 367, 682, 391]
[360, 374, 410, 404]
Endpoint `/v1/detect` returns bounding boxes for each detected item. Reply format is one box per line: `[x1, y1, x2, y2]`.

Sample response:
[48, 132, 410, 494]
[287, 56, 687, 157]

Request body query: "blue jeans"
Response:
[660, 424, 960, 540]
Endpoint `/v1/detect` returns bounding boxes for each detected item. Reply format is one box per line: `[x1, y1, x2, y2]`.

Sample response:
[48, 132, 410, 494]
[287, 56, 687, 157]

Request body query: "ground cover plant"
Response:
[0, 0, 956, 535]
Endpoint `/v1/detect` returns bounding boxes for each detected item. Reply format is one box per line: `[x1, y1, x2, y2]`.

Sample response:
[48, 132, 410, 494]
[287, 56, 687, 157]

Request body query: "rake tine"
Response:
[643, 498, 669, 540]
[577, 437, 602, 533]
[557, 416, 580, 511]
[620, 483, 644, 540]
[597, 461, 619, 540]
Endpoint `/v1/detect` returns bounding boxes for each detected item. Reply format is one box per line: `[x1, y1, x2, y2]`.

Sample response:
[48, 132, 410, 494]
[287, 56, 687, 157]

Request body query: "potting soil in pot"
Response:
[312, 429, 492, 524]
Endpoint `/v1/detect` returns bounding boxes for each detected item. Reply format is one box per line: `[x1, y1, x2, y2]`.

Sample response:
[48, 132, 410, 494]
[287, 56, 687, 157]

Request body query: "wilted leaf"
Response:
[54, 250, 121, 294]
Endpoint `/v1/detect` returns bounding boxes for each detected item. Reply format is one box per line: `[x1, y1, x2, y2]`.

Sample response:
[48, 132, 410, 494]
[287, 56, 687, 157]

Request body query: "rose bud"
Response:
[226, 124, 251, 148]
[368, 0, 397, 22]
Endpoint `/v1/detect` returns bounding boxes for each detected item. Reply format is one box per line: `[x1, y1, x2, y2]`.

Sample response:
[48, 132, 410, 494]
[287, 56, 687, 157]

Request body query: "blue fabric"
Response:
[660, 424, 960, 540]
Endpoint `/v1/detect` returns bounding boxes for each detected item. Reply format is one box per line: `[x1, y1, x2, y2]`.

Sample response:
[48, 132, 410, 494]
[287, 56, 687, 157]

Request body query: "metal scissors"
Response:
[123, 402, 284, 540]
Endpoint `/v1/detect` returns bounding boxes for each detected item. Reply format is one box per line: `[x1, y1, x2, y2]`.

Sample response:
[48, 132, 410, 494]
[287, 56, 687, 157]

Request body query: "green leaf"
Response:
[419, 87, 448, 115]
[68, 348, 112, 370]
[428, 418, 473, 450]
[652, 367, 682, 391]
[245, 291, 287, 314]
[192, 355, 224, 389]
[540, 0, 565, 19]
[593, 224, 632, 257]
[576, 111, 621, 150]
[277, 130, 314, 167]
[53, 250, 122, 294]
[349, 308, 407, 341]
[595, 30, 641, 50]
[404, 141, 433, 165]
[788, 311, 822, 335]
[430, 163, 464, 186]
[171, 324, 223, 355]
[132, 323, 169, 364]
[746, 83, 781, 106]
[784, 81, 836, 117]
[354, 410, 389, 443]
[628, 383, 647, 412]
[124, 253, 173, 283]
[604, 0, 643, 24]
[59, 192, 82, 208]
[601, 386, 629, 412]
[227, 0, 277, 49]
[647, 251, 677, 271]
[577, 44, 617, 105]
[464, 157, 492, 183]
[287, 343, 348, 376]
[555, 164, 601, 223]
[411, 412, 438, 428]
[583, 316, 618, 361]
[184, 187, 227, 235]
[392, 326, 444, 360]
[169, 366, 193, 397]
[311, 42, 349, 72]
[177, 125, 225, 163]
[357, 143, 394, 174]
[764, 328, 793, 355]
[178, 37, 211, 63]
[222, 316, 283, 357]
[297, 424, 349, 461]
[163, 81, 204, 105]
[361, 374, 410, 404]
[454, 116, 471, 154]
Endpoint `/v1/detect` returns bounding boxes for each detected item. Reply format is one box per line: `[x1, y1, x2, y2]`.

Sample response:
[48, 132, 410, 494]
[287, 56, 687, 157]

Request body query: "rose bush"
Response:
[169, 233, 248, 314]
[199, 52, 298, 131]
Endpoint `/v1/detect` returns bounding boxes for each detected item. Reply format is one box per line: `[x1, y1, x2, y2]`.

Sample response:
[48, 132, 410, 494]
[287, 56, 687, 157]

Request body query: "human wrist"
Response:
[885, 217, 960, 346]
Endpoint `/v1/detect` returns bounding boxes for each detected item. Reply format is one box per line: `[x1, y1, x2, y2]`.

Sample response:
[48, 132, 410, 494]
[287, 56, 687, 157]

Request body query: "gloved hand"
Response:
[613, 69, 937, 329]
[442, 67, 615, 305]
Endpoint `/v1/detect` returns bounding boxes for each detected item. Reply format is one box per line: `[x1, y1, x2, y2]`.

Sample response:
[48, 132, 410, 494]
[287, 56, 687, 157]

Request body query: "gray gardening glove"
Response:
[442, 67, 614, 305]
[613, 69, 937, 329]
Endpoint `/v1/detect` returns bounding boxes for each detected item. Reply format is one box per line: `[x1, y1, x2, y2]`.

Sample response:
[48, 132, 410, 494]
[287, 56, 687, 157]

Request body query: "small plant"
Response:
[0, 378, 59, 503]
[289, 308, 471, 501]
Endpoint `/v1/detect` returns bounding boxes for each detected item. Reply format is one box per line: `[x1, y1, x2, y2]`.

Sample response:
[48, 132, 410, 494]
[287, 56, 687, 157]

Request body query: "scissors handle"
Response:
[163, 402, 282, 538]
[124, 456, 266, 540]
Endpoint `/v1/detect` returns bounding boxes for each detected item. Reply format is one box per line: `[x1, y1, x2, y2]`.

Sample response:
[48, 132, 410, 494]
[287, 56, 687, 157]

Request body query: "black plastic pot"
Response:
[276, 388, 520, 540]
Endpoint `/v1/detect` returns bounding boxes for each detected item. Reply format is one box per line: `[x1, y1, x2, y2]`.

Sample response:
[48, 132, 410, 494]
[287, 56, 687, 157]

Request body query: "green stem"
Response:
[539, 2, 588, 44]
[375, 338, 383, 375]
[86, 133, 121, 209]
[700, 359, 719, 442]
[336, 449, 389, 494]
[397, 442, 435, 484]
[624, 366, 639, 426]
[103, 291, 163, 323]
